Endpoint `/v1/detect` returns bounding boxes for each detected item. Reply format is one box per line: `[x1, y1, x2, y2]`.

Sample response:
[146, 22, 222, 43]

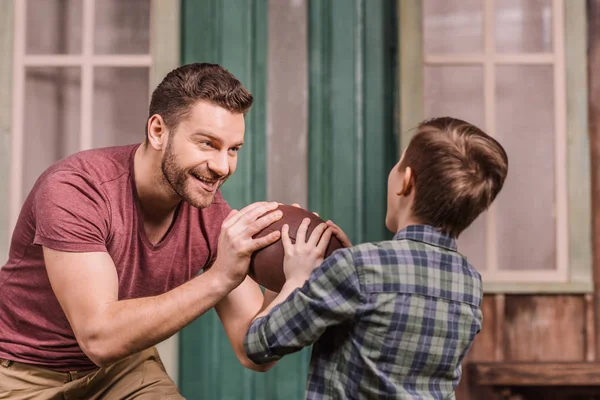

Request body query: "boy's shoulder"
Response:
[344, 237, 448, 265]
[340, 237, 482, 307]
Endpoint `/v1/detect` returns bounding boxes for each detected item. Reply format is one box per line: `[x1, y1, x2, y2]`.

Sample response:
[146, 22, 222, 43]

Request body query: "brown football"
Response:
[249, 205, 343, 292]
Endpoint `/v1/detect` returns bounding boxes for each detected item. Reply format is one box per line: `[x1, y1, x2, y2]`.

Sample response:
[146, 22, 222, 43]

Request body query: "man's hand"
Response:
[281, 218, 332, 285]
[325, 220, 352, 248]
[210, 202, 283, 287]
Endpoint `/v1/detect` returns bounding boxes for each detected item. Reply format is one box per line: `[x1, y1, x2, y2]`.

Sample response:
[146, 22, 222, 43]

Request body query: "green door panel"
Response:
[179, 0, 397, 398]
[308, 0, 398, 245]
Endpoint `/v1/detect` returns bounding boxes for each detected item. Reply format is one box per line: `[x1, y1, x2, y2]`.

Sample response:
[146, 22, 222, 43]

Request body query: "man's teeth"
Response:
[197, 177, 216, 185]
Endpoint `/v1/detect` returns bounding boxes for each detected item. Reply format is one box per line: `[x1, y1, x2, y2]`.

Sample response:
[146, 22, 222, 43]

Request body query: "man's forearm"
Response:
[254, 279, 303, 320]
[84, 268, 235, 366]
[244, 280, 308, 365]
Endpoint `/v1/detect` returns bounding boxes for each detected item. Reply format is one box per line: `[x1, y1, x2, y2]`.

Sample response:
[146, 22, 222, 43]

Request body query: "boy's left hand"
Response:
[281, 218, 333, 284]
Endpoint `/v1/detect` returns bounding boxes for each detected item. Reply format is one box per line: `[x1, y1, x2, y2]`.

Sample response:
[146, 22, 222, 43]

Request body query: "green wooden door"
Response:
[308, 0, 399, 244]
[179, 1, 398, 398]
[179, 1, 310, 399]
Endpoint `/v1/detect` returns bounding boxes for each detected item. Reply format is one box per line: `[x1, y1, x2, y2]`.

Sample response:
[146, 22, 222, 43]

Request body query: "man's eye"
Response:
[201, 141, 214, 148]
[229, 147, 240, 153]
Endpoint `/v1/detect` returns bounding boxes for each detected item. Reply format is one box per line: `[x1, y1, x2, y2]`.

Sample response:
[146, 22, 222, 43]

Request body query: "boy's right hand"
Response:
[281, 218, 333, 285]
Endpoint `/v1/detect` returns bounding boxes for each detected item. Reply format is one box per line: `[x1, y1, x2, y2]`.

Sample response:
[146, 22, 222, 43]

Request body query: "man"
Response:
[0, 63, 288, 399]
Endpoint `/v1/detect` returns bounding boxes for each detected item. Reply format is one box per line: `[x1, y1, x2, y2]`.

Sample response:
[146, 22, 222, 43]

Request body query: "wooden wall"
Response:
[457, 295, 594, 399]
[456, 3, 600, 398]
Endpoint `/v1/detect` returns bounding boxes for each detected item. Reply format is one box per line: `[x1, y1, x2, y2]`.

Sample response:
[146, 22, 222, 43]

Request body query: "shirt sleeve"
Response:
[33, 169, 111, 253]
[244, 248, 363, 364]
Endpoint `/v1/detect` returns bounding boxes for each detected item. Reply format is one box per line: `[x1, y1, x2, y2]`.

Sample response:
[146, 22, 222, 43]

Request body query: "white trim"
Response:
[80, 0, 95, 151]
[553, 0, 569, 281]
[24, 55, 152, 67]
[149, 0, 181, 384]
[422, 0, 567, 283]
[424, 53, 555, 65]
[9, 0, 25, 235]
[484, 0, 498, 274]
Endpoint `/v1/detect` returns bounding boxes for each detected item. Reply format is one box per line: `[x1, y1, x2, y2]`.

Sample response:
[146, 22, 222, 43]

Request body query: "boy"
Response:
[244, 117, 508, 399]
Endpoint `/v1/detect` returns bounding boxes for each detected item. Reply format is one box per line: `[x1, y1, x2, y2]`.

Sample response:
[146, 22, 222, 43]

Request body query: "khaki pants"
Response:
[0, 347, 184, 399]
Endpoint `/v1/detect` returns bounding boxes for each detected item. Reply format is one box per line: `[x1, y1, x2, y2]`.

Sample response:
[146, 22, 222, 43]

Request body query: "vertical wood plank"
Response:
[566, 0, 593, 291]
[179, 1, 270, 398]
[503, 296, 585, 361]
[588, 0, 600, 361]
[308, 0, 398, 244]
[149, 0, 182, 384]
[0, 0, 13, 262]
[398, 0, 423, 148]
[585, 294, 596, 361]
[266, 0, 308, 206]
[363, 0, 399, 242]
[149, 0, 181, 92]
[457, 295, 501, 400]
[495, 294, 505, 362]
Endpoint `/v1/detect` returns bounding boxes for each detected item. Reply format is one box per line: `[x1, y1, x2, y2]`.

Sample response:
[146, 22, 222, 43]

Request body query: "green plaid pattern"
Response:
[245, 225, 483, 399]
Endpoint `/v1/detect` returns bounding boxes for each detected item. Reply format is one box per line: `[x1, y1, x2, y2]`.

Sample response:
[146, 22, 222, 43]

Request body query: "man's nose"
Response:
[208, 151, 229, 177]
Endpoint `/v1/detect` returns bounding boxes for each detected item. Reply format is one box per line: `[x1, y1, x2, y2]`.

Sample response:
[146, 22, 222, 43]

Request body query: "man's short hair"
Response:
[400, 117, 508, 238]
[148, 63, 253, 133]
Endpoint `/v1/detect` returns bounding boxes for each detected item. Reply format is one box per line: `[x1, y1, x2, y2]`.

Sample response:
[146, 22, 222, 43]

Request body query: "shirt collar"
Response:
[392, 224, 457, 252]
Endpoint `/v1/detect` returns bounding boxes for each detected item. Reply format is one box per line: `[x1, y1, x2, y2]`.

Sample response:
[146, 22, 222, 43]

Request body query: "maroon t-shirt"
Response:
[0, 144, 231, 371]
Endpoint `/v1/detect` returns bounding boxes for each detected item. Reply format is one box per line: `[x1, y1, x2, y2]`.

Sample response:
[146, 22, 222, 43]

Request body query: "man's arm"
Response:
[44, 201, 283, 367]
[214, 277, 278, 371]
[244, 248, 363, 364]
[45, 248, 232, 366]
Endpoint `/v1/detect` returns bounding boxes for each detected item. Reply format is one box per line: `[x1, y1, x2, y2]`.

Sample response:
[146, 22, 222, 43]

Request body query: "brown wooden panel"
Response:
[504, 296, 586, 361]
[472, 362, 600, 386]
[456, 295, 501, 400]
[471, 295, 499, 362]
[588, 0, 600, 363]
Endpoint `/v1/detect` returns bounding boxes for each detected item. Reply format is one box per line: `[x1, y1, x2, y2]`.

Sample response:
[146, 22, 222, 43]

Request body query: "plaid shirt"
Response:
[245, 224, 483, 400]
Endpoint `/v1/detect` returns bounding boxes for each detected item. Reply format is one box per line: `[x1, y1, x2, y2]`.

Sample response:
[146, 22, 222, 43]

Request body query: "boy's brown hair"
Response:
[400, 117, 508, 238]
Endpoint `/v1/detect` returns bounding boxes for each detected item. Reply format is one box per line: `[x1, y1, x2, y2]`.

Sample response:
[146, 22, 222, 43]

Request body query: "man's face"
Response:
[161, 101, 245, 209]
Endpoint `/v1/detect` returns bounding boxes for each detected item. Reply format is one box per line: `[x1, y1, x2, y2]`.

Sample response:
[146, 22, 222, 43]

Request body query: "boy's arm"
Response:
[244, 249, 363, 364]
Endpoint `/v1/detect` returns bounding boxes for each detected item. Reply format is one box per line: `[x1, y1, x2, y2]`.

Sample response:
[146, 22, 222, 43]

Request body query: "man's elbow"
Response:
[240, 355, 277, 372]
[78, 329, 123, 367]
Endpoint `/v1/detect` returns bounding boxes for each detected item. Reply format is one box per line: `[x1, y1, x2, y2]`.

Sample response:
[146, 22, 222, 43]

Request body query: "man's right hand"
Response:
[209, 202, 283, 287]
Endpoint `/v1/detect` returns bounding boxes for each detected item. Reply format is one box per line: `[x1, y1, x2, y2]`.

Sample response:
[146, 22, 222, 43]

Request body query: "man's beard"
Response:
[161, 140, 227, 209]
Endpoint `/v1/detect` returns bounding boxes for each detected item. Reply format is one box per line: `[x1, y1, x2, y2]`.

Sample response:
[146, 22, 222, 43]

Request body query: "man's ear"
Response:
[397, 166, 414, 197]
[147, 114, 169, 151]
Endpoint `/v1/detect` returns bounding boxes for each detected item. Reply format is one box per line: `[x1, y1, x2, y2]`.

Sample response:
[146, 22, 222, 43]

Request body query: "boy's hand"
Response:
[281, 218, 333, 284]
[325, 220, 352, 248]
[289, 203, 352, 248]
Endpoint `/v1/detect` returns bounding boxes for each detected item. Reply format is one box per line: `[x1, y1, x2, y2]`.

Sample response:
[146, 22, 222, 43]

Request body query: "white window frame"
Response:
[9, 0, 181, 379]
[10, 0, 178, 233]
[398, 0, 592, 293]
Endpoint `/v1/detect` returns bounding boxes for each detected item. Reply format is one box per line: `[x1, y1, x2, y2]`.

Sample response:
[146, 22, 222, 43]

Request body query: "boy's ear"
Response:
[397, 167, 414, 197]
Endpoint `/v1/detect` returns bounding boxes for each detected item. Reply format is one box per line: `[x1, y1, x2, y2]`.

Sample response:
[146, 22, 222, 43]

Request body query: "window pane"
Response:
[424, 65, 487, 269]
[495, 65, 555, 270]
[26, 0, 82, 54]
[93, 68, 149, 148]
[424, 0, 483, 54]
[23, 68, 81, 198]
[495, 0, 553, 53]
[95, 0, 151, 54]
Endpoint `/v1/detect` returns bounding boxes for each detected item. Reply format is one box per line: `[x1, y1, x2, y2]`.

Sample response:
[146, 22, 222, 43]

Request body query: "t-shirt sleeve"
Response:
[33, 170, 111, 253]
